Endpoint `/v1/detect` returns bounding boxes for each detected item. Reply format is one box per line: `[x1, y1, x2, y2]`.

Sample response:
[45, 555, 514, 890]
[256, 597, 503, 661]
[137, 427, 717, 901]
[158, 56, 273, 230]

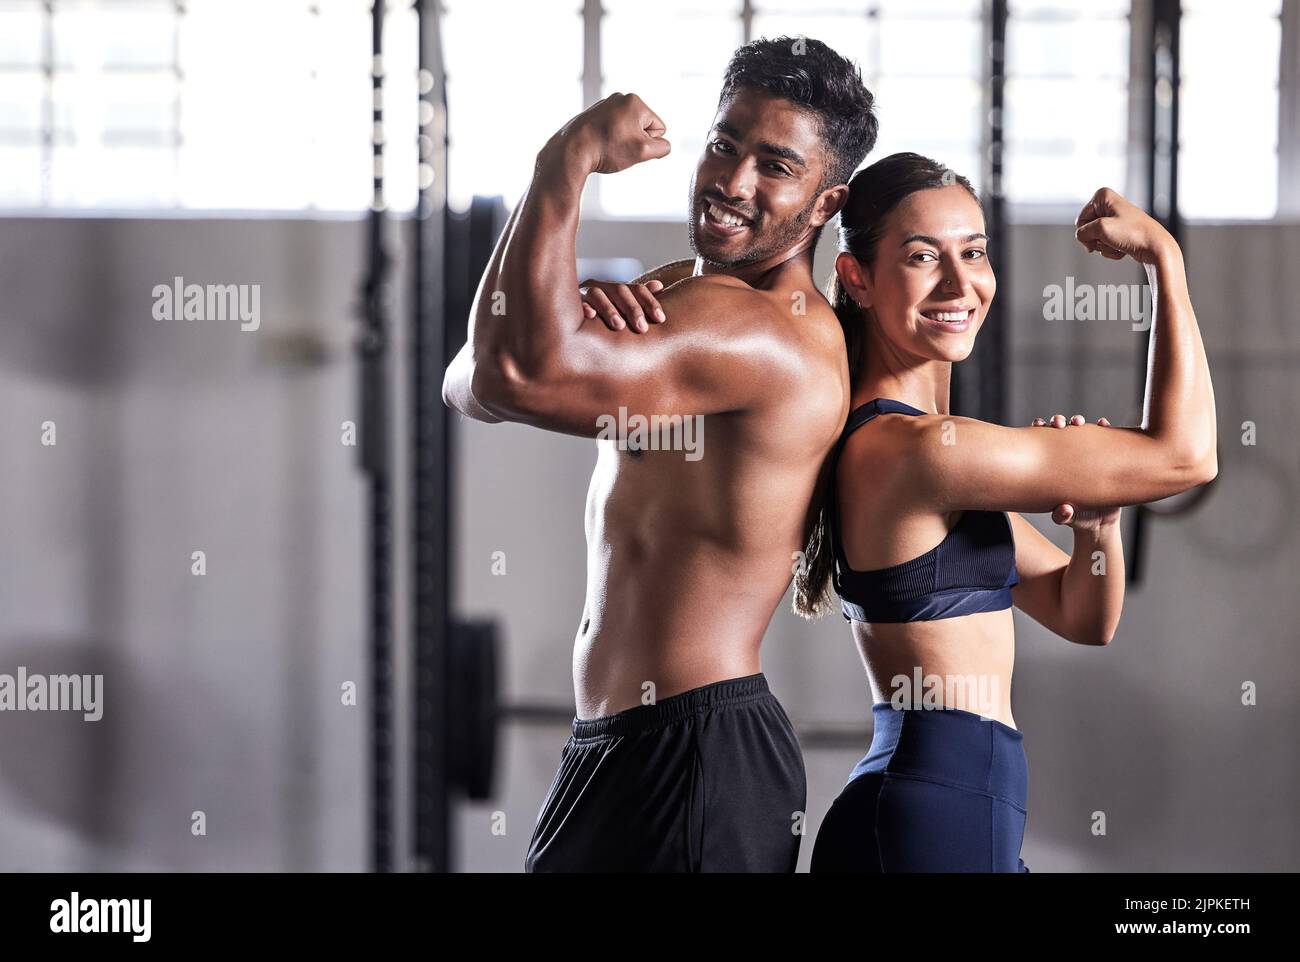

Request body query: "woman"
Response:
[801, 153, 1217, 872]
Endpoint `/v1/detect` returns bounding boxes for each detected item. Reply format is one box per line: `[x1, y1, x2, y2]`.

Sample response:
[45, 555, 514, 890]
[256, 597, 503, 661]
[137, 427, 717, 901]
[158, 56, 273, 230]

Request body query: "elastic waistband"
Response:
[850, 702, 1027, 808]
[878, 701, 1024, 740]
[571, 673, 773, 740]
[840, 585, 1015, 624]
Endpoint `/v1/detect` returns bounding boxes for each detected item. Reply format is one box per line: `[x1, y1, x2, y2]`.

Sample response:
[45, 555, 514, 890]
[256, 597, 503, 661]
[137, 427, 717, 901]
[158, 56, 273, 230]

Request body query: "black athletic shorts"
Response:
[524, 672, 806, 873]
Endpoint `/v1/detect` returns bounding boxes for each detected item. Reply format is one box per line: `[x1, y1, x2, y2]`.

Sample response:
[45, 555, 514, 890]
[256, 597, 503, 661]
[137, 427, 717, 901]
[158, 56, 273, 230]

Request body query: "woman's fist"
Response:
[1074, 187, 1176, 265]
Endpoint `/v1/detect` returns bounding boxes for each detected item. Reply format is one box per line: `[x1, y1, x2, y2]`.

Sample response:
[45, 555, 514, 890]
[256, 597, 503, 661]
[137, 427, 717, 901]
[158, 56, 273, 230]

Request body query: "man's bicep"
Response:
[501, 282, 788, 436]
[578, 279, 794, 416]
[563, 302, 784, 422]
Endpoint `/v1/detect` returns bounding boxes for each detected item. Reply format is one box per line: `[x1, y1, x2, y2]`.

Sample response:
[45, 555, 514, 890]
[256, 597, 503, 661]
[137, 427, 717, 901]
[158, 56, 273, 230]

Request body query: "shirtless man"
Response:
[442, 38, 877, 872]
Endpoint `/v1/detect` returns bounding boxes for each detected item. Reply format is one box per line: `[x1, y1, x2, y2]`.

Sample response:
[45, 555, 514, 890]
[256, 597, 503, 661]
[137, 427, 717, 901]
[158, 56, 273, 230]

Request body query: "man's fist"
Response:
[552, 92, 671, 175]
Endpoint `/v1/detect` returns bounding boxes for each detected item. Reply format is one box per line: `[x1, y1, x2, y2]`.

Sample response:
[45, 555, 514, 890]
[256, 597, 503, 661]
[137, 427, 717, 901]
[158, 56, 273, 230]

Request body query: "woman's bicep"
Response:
[1007, 512, 1070, 635]
[1009, 511, 1070, 575]
[908, 416, 1207, 512]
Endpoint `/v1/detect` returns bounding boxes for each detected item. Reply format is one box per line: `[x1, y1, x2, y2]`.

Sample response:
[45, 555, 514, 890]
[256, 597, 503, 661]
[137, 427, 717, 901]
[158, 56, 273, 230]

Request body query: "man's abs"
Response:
[571, 431, 819, 719]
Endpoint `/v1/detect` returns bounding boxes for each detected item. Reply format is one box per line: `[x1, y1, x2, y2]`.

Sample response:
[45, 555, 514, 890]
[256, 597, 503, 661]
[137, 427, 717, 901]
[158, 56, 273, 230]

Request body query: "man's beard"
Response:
[687, 180, 818, 268]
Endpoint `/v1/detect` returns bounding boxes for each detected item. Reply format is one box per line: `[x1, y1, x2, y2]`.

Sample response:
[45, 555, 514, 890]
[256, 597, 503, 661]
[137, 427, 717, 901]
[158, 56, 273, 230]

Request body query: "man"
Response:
[443, 37, 877, 872]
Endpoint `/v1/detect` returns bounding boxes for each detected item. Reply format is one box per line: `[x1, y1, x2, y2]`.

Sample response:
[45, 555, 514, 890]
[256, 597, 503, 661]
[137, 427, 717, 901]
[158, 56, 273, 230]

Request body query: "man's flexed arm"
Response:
[443, 93, 669, 423]
[444, 94, 803, 437]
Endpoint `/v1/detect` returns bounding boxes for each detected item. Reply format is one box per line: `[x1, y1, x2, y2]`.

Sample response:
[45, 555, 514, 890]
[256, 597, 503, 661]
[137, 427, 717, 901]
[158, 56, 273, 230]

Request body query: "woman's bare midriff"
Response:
[851, 607, 1019, 729]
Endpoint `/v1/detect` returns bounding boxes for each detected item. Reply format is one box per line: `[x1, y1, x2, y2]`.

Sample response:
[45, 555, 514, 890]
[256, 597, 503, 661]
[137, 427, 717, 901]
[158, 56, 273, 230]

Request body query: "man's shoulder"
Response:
[659, 272, 756, 300]
[663, 274, 832, 335]
[658, 273, 845, 393]
[764, 284, 848, 375]
[656, 273, 795, 339]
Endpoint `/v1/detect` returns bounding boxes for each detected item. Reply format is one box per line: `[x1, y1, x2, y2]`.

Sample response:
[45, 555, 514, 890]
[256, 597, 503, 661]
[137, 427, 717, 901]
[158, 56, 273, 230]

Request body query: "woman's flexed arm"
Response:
[899, 188, 1217, 514]
[1077, 188, 1217, 470]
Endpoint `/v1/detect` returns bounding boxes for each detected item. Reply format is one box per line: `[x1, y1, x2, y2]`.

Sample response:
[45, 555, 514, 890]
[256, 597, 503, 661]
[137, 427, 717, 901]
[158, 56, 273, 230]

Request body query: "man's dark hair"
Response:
[718, 35, 878, 190]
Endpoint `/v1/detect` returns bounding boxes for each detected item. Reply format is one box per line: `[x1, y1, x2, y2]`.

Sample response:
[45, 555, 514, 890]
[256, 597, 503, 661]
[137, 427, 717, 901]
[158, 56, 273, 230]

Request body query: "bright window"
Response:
[1179, 0, 1281, 219]
[598, 0, 743, 217]
[1003, 0, 1131, 207]
[2, 0, 1289, 220]
[0, 0, 418, 212]
[755, 0, 984, 193]
[442, 0, 583, 214]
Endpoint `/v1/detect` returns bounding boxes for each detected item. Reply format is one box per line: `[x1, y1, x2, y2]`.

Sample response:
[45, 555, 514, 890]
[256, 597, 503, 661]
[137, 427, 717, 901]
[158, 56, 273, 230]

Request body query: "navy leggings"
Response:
[811, 703, 1031, 873]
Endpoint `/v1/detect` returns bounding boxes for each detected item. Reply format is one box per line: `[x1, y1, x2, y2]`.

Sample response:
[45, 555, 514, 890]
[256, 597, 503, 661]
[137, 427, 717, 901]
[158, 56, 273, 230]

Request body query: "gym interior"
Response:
[1, 0, 1296, 873]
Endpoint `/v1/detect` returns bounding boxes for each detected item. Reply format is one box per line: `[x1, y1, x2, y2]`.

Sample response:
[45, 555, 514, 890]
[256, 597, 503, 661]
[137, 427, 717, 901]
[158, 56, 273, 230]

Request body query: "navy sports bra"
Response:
[828, 398, 1019, 623]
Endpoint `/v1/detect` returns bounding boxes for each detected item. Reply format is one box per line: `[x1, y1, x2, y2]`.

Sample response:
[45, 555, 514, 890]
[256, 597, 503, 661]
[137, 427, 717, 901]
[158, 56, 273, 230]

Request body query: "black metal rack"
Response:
[358, 0, 395, 875]
[413, 0, 451, 873]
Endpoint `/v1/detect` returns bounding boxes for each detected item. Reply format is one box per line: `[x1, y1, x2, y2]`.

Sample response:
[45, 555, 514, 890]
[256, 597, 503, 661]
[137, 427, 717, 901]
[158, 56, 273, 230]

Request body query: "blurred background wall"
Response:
[1, 0, 1296, 871]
